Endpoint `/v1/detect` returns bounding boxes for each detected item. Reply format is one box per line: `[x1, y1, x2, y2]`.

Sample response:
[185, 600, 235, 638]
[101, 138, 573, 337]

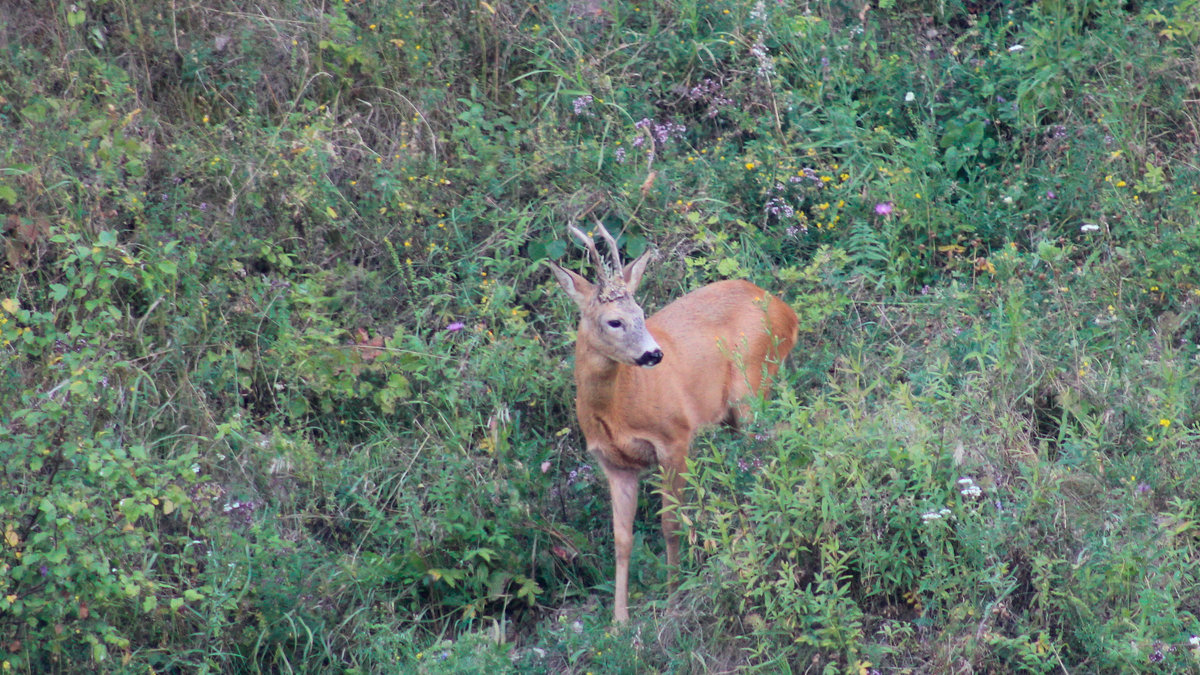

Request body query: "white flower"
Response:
[1008, 44, 1025, 52]
[1080, 223, 1100, 232]
[961, 485, 982, 498]
[905, 91, 915, 102]
[922, 508, 952, 522]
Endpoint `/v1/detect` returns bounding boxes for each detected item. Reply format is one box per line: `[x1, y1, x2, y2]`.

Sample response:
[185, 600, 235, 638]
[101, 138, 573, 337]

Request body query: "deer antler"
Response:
[567, 222, 607, 276]
[591, 218, 624, 272]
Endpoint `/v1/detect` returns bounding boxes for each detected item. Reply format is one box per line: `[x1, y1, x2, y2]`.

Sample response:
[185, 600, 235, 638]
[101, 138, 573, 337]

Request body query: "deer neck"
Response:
[573, 339, 630, 421]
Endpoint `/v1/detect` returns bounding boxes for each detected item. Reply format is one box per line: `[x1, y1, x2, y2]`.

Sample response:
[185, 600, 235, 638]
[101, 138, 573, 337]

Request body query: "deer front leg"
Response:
[603, 464, 640, 623]
[658, 446, 688, 574]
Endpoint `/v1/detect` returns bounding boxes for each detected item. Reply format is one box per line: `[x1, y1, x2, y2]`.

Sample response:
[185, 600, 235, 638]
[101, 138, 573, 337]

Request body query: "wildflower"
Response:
[572, 95, 594, 116]
[874, 201, 893, 215]
[749, 0, 767, 22]
[1008, 44, 1025, 52]
[1080, 223, 1100, 232]
[749, 36, 776, 78]
[1045, 190, 1056, 199]
[958, 477, 982, 498]
[921, 508, 951, 522]
[445, 321, 465, 332]
[1160, 418, 1171, 428]
[1136, 482, 1151, 494]
[904, 91, 915, 102]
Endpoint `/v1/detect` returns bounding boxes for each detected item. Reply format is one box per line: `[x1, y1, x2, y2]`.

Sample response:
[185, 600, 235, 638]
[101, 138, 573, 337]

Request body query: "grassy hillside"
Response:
[2, 0, 1199, 672]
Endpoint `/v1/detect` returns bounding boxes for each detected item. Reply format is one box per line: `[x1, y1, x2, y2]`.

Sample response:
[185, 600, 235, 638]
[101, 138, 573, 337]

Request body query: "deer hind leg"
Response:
[602, 464, 640, 623]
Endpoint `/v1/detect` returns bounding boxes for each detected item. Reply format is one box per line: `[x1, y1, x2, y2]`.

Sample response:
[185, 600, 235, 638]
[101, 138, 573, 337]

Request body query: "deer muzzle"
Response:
[635, 348, 663, 367]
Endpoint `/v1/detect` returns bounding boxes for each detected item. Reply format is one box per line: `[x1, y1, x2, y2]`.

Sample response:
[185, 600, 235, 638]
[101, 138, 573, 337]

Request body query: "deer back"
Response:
[574, 278, 797, 470]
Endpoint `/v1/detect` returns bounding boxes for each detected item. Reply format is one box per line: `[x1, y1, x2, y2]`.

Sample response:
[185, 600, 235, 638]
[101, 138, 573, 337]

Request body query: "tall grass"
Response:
[1, 0, 1198, 672]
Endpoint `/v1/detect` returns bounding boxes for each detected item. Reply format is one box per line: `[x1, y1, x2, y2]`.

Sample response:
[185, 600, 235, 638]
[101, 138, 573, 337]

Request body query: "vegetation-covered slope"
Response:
[2, 0, 1199, 672]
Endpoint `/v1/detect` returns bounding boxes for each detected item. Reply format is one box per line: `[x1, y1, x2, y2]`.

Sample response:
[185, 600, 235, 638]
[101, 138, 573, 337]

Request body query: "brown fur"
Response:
[553, 248, 798, 622]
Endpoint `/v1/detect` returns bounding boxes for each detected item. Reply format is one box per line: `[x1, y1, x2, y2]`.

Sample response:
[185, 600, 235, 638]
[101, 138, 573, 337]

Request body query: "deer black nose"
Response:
[636, 349, 663, 367]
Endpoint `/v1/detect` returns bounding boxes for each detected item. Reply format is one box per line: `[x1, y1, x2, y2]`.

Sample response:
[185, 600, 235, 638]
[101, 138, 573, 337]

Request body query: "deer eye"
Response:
[606, 319, 623, 329]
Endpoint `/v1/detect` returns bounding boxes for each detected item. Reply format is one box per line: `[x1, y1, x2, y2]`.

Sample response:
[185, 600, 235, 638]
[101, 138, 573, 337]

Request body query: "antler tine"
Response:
[592, 218, 623, 271]
[567, 222, 608, 276]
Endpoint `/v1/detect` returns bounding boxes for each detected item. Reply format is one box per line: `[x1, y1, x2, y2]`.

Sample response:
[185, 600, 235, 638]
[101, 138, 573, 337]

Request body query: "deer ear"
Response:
[548, 261, 595, 308]
[622, 248, 654, 294]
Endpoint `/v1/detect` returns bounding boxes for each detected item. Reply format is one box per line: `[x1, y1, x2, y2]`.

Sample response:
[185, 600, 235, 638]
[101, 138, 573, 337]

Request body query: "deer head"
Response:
[548, 221, 663, 367]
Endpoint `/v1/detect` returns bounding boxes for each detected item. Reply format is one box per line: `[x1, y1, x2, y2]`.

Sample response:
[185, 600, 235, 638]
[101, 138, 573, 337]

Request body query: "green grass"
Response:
[1, 0, 1199, 672]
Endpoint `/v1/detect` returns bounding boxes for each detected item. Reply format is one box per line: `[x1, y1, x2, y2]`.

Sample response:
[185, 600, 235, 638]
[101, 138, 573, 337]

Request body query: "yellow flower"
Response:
[744, 162, 755, 170]
[4, 595, 15, 604]
[1159, 418, 1171, 428]
[1115, 180, 1126, 187]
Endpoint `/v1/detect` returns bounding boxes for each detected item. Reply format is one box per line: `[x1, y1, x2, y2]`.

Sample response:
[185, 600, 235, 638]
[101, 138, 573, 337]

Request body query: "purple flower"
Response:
[874, 201, 894, 215]
[445, 321, 465, 332]
[572, 95, 594, 116]
[1136, 482, 1151, 494]
[1045, 190, 1056, 199]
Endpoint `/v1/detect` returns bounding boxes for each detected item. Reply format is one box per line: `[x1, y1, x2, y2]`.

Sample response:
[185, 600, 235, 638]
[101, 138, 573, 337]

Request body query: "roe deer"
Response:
[548, 222, 798, 622]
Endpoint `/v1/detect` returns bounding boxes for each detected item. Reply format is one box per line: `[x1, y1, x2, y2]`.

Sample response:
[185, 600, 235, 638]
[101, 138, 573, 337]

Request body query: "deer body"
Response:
[550, 225, 798, 623]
